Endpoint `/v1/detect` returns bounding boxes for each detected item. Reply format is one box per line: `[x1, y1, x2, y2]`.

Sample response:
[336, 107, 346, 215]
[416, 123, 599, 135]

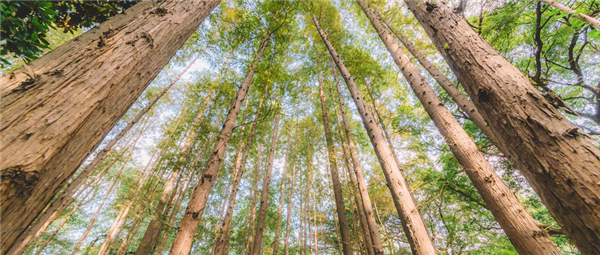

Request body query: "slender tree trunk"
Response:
[169, 29, 273, 255]
[312, 178, 318, 255]
[334, 107, 375, 255]
[373, 202, 395, 255]
[284, 140, 299, 255]
[251, 101, 283, 255]
[213, 96, 262, 255]
[0, 2, 220, 251]
[359, 2, 562, 254]
[328, 179, 344, 255]
[272, 131, 293, 255]
[405, 1, 600, 253]
[135, 93, 213, 255]
[311, 12, 436, 255]
[115, 210, 144, 255]
[317, 65, 354, 255]
[374, 9, 499, 145]
[245, 144, 264, 255]
[297, 185, 304, 255]
[539, 0, 600, 29]
[329, 50, 384, 255]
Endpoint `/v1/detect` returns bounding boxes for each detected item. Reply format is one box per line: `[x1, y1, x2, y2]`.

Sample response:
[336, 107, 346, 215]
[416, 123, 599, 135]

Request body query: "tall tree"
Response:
[316, 60, 354, 255]
[168, 22, 275, 254]
[0, 2, 220, 252]
[245, 144, 264, 255]
[310, 10, 438, 255]
[272, 128, 293, 255]
[405, 1, 600, 253]
[251, 98, 283, 255]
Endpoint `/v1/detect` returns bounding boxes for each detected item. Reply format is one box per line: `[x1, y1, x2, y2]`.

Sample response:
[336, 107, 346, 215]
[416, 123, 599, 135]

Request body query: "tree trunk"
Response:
[405, 1, 600, 254]
[373, 201, 395, 255]
[334, 106, 375, 255]
[169, 27, 273, 255]
[360, 2, 562, 254]
[0, 2, 220, 252]
[329, 44, 385, 255]
[283, 161, 297, 255]
[374, 9, 499, 146]
[245, 143, 264, 255]
[317, 64, 354, 255]
[135, 92, 213, 255]
[311, 12, 437, 255]
[251, 101, 283, 255]
[272, 131, 293, 255]
[213, 95, 263, 255]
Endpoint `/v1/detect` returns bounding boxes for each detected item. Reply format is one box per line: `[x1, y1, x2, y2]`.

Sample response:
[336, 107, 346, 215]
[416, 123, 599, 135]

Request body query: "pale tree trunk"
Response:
[135, 92, 214, 255]
[312, 175, 318, 255]
[373, 202, 395, 255]
[539, 0, 600, 29]
[330, 52, 384, 255]
[317, 65, 354, 255]
[374, 9, 499, 146]
[245, 144, 264, 255]
[297, 186, 304, 255]
[405, 1, 600, 254]
[334, 106, 375, 255]
[272, 131, 293, 255]
[284, 134, 299, 255]
[327, 178, 344, 255]
[359, 1, 562, 254]
[0, 2, 220, 252]
[251, 102, 283, 255]
[169, 29, 274, 255]
[115, 209, 144, 255]
[311, 12, 437, 255]
[213, 95, 262, 255]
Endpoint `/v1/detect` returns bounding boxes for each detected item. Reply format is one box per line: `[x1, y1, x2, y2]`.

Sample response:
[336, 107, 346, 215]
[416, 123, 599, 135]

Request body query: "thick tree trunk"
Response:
[330, 46, 384, 255]
[334, 107, 375, 255]
[213, 96, 263, 255]
[135, 92, 213, 255]
[359, 2, 562, 254]
[311, 12, 436, 255]
[245, 144, 264, 255]
[169, 28, 273, 255]
[283, 161, 297, 255]
[272, 131, 293, 255]
[251, 102, 282, 255]
[0, 2, 220, 252]
[405, 1, 600, 254]
[317, 65, 354, 255]
[374, 9, 499, 145]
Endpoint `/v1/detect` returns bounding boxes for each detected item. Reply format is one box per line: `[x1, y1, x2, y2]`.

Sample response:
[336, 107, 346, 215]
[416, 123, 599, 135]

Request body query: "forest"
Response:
[1, 0, 599, 254]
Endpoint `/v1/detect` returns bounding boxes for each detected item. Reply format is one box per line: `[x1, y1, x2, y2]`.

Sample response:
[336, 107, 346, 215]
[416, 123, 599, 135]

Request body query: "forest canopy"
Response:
[1, 0, 599, 255]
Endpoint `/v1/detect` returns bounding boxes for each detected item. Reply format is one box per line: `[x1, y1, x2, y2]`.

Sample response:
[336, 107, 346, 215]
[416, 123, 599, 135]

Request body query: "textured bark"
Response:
[213, 96, 261, 255]
[334, 107, 375, 255]
[169, 29, 272, 255]
[245, 143, 264, 255]
[539, 0, 600, 29]
[311, 12, 436, 255]
[405, 1, 600, 254]
[283, 160, 297, 255]
[0, 2, 220, 252]
[330, 49, 384, 255]
[361, 2, 562, 253]
[135, 93, 213, 255]
[375, 9, 499, 146]
[251, 104, 282, 255]
[317, 65, 354, 255]
[272, 131, 293, 255]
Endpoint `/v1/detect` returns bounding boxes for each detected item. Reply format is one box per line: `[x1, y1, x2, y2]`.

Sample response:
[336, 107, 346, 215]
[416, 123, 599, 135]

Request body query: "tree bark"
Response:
[213, 94, 263, 255]
[539, 0, 600, 29]
[311, 12, 437, 255]
[169, 28, 273, 255]
[374, 9, 499, 145]
[251, 100, 283, 255]
[317, 64, 354, 255]
[272, 130, 293, 255]
[0, 2, 220, 252]
[245, 143, 264, 255]
[405, 1, 600, 254]
[331, 65, 382, 255]
[360, 2, 562, 254]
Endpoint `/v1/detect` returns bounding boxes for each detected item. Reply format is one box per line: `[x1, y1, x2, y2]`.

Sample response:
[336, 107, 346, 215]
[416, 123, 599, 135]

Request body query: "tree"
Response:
[0, 2, 220, 253]
[405, 0, 600, 253]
